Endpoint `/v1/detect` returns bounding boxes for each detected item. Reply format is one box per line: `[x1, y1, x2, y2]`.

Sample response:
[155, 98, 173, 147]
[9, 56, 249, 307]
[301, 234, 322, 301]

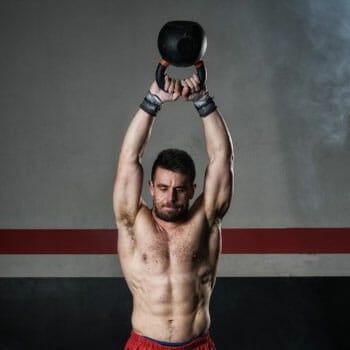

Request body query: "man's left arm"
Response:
[181, 75, 234, 222]
[201, 108, 234, 222]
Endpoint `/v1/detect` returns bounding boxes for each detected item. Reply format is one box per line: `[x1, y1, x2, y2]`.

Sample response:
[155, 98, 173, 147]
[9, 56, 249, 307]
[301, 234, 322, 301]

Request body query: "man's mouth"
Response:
[162, 204, 181, 211]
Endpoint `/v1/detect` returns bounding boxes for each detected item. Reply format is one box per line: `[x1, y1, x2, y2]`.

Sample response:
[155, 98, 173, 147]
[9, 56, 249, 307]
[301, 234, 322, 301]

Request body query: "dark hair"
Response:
[151, 148, 196, 183]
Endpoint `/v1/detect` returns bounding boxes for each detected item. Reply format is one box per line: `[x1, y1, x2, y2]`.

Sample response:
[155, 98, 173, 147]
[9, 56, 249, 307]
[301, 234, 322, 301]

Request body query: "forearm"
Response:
[119, 76, 181, 165]
[182, 76, 233, 161]
[119, 108, 155, 163]
[202, 110, 234, 163]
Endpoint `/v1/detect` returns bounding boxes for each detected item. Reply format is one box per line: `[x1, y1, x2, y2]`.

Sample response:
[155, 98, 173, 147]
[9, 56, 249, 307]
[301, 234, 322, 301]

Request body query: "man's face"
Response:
[149, 167, 195, 222]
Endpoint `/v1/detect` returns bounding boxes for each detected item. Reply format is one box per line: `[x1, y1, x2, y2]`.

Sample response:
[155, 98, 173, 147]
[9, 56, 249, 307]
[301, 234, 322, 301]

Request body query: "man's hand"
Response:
[150, 75, 181, 103]
[149, 73, 207, 104]
[181, 74, 207, 101]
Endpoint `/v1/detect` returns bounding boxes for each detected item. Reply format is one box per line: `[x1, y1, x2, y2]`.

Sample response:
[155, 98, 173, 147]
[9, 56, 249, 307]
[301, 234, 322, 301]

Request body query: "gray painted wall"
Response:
[1, 0, 349, 229]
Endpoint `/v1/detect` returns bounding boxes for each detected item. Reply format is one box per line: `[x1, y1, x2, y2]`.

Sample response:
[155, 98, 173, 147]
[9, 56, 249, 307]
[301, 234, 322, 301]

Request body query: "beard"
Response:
[153, 202, 189, 222]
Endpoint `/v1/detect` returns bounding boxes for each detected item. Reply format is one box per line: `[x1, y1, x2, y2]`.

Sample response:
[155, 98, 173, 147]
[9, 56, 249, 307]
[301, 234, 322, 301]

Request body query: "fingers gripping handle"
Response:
[155, 60, 207, 90]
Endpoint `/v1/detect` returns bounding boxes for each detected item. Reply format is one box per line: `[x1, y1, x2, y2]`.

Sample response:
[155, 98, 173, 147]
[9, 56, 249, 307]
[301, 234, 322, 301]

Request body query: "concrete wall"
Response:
[1, 0, 349, 229]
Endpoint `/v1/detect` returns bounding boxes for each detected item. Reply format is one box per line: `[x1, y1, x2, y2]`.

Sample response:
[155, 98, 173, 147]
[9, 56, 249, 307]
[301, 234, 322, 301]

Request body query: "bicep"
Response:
[203, 155, 234, 221]
[113, 158, 144, 226]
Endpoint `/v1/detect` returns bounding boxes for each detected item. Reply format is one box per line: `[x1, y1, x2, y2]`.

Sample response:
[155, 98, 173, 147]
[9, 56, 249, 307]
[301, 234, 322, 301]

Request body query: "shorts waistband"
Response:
[126, 330, 214, 349]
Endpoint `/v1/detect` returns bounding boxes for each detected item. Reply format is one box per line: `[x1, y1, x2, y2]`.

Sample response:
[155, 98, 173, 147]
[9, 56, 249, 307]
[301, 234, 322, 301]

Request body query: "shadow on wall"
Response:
[258, 1, 350, 225]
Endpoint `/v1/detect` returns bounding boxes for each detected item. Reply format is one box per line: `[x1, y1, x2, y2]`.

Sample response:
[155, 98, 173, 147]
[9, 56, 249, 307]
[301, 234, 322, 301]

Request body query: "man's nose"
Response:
[167, 189, 177, 202]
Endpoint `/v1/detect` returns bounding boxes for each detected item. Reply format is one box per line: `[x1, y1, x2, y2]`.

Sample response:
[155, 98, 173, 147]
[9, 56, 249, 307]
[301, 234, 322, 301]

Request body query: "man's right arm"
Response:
[113, 77, 181, 229]
[113, 108, 155, 228]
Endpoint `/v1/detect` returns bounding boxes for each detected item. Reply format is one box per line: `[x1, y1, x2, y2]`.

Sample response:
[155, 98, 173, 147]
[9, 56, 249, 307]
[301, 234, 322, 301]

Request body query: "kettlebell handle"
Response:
[156, 59, 207, 91]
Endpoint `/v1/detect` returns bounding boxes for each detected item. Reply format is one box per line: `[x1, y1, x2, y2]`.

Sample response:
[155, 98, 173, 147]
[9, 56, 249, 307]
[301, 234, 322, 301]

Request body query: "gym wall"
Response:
[1, 1, 349, 349]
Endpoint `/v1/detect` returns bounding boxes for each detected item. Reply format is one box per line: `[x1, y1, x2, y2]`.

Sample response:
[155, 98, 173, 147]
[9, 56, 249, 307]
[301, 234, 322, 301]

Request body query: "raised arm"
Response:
[202, 109, 234, 222]
[181, 75, 234, 223]
[113, 108, 154, 227]
[113, 77, 181, 228]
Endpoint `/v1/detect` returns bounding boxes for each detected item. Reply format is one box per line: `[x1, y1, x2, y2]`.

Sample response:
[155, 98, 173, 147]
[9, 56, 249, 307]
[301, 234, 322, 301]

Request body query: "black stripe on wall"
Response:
[0, 278, 349, 349]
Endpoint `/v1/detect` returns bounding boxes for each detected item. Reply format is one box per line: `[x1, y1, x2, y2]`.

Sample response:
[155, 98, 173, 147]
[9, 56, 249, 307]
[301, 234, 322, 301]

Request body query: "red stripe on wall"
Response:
[221, 228, 350, 253]
[0, 230, 117, 254]
[0, 228, 349, 254]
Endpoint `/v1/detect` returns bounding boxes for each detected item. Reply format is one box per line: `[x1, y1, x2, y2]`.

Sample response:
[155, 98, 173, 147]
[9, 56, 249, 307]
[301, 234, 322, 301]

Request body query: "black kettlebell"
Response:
[156, 21, 207, 90]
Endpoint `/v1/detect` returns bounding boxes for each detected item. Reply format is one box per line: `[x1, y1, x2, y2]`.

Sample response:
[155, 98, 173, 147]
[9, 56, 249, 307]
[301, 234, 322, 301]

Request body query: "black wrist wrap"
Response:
[140, 91, 162, 116]
[194, 94, 217, 117]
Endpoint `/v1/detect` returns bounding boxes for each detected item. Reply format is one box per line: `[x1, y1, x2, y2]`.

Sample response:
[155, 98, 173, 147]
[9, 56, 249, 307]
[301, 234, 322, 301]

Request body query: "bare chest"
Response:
[135, 224, 216, 273]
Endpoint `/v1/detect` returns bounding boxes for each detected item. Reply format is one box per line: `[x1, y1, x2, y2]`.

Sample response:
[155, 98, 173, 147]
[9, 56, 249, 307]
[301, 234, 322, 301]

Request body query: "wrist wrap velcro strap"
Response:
[140, 91, 162, 116]
[194, 93, 217, 117]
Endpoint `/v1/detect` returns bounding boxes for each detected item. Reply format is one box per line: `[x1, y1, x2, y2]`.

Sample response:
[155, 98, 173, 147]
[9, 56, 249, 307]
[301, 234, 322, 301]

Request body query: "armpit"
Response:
[116, 210, 136, 229]
[116, 202, 148, 229]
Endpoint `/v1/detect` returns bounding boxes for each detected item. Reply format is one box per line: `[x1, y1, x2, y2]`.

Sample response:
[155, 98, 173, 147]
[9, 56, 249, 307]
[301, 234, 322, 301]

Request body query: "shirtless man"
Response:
[113, 73, 234, 349]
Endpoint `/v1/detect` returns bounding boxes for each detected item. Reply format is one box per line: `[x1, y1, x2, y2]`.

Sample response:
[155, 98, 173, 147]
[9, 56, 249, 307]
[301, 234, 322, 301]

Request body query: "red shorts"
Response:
[124, 330, 216, 350]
